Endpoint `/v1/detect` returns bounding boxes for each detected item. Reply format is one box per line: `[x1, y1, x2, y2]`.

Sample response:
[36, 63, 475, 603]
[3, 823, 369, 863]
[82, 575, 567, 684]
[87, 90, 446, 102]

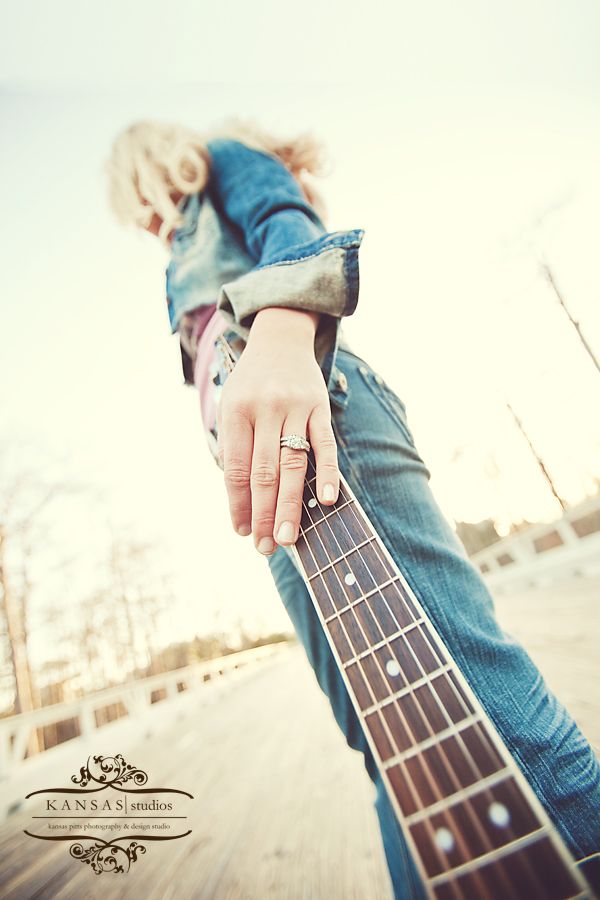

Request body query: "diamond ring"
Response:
[280, 434, 311, 452]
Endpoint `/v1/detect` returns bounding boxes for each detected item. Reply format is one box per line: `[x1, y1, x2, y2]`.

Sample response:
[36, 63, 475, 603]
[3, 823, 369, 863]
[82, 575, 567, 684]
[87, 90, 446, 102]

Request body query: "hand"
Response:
[217, 307, 340, 555]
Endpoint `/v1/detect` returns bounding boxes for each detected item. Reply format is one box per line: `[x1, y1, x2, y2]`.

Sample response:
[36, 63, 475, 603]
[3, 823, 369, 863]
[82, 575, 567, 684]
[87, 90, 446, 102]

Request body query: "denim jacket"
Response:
[165, 138, 364, 390]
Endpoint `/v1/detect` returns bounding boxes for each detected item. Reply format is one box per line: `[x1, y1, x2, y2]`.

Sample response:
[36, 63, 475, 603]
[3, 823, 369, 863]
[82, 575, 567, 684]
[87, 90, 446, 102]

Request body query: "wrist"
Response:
[250, 307, 319, 342]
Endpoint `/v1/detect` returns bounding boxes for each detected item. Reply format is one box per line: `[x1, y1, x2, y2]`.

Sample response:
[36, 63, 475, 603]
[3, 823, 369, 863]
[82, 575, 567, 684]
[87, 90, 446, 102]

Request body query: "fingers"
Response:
[250, 413, 282, 555]
[273, 404, 340, 548]
[219, 388, 339, 556]
[221, 410, 254, 537]
[308, 403, 340, 506]
[273, 415, 310, 547]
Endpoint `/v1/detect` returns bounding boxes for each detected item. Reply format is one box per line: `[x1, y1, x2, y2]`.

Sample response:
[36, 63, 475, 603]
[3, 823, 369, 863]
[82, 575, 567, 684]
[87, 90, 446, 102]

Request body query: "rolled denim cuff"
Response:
[217, 228, 363, 320]
[216, 228, 364, 369]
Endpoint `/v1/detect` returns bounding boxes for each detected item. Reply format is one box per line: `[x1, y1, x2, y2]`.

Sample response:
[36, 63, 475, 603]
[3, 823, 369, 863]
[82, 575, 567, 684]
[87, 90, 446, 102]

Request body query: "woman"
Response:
[106, 119, 600, 898]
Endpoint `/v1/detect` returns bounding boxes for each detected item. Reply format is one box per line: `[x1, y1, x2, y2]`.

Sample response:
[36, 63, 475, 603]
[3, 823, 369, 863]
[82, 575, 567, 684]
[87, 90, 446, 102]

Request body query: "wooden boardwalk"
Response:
[494, 575, 600, 751]
[0, 576, 598, 899]
[1, 651, 392, 900]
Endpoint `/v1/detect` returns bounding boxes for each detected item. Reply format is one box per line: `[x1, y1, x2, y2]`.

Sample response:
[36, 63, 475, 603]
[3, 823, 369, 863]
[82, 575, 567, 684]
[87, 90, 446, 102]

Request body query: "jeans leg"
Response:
[327, 348, 600, 861]
[266, 346, 600, 897]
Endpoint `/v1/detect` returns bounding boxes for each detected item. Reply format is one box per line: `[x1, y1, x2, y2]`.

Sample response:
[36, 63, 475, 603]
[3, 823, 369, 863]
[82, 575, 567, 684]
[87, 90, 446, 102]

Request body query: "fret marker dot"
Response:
[435, 828, 454, 852]
[488, 802, 510, 828]
[308, 498, 318, 508]
[344, 572, 356, 586]
[385, 659, 401, 677]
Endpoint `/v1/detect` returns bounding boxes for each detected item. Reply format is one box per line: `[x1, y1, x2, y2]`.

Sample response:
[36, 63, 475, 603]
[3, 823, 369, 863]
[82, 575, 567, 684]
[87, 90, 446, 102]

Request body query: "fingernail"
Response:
[237, 524, 251, 537]
[258, 536, 275, 555]
[322, 483, 336, 502]
[276, 521, 296, 545]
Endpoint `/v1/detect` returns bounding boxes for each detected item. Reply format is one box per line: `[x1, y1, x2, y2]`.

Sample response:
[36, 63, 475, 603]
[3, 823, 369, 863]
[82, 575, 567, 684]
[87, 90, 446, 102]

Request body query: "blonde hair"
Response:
[105, 118, 328, 247]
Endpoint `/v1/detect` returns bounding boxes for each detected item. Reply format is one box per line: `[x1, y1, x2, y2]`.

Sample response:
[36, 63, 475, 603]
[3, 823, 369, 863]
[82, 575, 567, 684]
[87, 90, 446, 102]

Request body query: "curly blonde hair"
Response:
[105, 118, 328, 247]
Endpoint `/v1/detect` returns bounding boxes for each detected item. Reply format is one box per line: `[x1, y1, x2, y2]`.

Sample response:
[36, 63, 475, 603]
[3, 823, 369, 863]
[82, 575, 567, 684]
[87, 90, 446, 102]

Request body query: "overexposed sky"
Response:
[1, 1, 599, 663]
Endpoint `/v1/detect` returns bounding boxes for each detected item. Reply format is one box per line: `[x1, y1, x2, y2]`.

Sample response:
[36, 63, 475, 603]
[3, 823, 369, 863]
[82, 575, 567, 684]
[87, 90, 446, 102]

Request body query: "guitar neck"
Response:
[291, 452, 591, 900]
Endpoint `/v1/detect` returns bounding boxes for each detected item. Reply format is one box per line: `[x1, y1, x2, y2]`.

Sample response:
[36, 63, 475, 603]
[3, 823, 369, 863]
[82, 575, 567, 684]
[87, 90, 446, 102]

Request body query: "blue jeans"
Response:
[266, 347, 600, 899]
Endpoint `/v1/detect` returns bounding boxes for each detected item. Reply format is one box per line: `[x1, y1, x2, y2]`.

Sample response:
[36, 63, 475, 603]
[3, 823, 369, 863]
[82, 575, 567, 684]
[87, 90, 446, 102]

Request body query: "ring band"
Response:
[280, 434, 311, 452]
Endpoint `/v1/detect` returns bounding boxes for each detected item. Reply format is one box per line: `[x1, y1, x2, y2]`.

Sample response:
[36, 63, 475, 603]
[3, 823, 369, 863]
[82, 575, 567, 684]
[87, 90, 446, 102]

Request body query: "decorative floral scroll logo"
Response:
[70, 754, 149, 790]
[69, 837, 146, 874]
[24, 754, 193, 875]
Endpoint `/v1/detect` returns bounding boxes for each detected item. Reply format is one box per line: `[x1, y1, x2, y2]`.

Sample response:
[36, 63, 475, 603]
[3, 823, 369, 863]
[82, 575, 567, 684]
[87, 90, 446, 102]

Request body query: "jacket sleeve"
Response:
[205, 138, 364, 329]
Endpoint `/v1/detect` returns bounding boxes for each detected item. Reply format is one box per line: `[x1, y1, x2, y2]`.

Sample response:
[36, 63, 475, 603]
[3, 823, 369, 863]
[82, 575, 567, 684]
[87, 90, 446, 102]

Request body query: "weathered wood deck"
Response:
[0, 577, 598, 899]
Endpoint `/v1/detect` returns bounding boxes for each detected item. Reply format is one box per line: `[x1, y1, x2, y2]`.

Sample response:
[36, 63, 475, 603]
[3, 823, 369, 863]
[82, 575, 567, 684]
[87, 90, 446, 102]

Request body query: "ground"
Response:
[1, 577, 598, 899]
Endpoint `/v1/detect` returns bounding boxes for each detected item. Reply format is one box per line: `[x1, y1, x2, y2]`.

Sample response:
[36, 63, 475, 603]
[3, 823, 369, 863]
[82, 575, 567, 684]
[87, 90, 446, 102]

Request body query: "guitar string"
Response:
[295, 490, 477, 899]
[300, 456, 548, 897]
[297, 473, 521, 900]
[304, 467, 515, 782]
[298, 479, 527, 900]
[303, 463, 503, 773]
[300, 477, 553, 900]
[304, 454, 523, 779]
[304, 452, 553, 895]
[302, 456, 552, 896]
[298, 493, 550, 900]
[303, 453, 497, 766]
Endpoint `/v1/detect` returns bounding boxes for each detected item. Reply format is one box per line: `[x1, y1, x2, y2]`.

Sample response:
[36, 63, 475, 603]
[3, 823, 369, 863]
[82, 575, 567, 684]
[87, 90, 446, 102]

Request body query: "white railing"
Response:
[471, 492, 600, 592]
[0, 642, 288, 781]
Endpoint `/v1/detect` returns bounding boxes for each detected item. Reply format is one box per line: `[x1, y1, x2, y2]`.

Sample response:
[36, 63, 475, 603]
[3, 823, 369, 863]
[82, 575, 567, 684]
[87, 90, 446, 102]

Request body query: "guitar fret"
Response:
[298, 513, 393, 593]
[428, 828, 548, 886]
[404, 769, 513, 825]
[342, 619, 425, 667]
[300, 498, 355, 531]
[322, 576, 403, 619]
[311, 566, 420, 619]
[385, 720, 509, 819]
[361, 664, 453, 714]
[307, 536, 378, 579]
[431, 837, 587, 898]
[383, 713, 483, 767]
[410, 774, 555, 886]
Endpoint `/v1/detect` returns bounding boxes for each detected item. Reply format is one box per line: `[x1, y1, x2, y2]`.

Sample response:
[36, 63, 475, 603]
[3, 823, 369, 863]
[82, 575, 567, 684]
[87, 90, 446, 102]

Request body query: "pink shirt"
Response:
[190, 304, 228, 433]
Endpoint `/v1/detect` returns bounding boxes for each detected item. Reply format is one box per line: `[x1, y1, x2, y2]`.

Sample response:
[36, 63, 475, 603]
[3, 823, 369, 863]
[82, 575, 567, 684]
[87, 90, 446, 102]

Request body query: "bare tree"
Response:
[0, 444, 82, 723]
[105, 533, 174, 680]
[0, 479, 63, 717]
[541, 263, 600, 377]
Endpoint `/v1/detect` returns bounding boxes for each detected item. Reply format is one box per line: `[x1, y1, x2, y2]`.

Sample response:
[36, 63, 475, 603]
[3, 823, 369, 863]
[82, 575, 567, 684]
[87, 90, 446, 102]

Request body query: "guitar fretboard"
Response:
[292, 454, 589, 900]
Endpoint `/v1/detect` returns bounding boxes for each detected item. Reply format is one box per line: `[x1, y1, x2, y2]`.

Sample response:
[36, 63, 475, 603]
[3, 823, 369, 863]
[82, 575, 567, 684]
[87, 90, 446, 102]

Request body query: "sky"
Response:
[1, 1, 599, 665]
